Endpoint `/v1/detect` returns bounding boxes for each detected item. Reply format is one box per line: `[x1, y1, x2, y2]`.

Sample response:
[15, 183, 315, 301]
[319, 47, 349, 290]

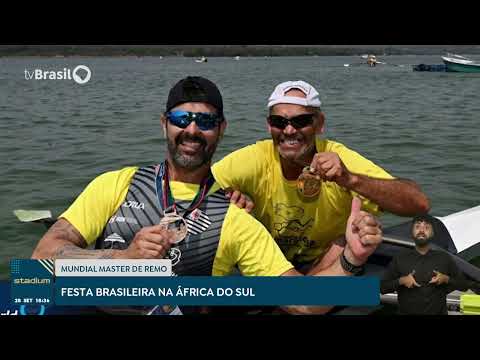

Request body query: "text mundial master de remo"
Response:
[55, 259, 256, 299]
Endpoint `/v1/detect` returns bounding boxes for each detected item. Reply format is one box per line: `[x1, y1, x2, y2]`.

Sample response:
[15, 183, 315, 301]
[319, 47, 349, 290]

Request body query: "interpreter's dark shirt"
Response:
[380, 249, 471, 315]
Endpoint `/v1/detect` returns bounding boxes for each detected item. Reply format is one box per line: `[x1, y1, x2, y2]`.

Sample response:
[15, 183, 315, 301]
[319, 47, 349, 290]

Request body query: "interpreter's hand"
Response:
[122, 225, 176, 259]
[429, 270, 450, 286]
[344, 197, 383, 266]
[309, 152, 352, 187]
[226, 189, 255, 213]
[399, 271, 422, 288]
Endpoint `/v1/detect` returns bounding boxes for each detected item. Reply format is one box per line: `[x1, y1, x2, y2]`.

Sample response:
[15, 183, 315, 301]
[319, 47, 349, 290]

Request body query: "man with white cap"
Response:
[212, 80, 430, 274]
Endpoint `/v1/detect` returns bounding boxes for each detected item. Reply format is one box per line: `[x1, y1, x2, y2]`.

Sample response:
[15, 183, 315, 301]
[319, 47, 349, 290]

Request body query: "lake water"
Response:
[0, 55, 479, 279]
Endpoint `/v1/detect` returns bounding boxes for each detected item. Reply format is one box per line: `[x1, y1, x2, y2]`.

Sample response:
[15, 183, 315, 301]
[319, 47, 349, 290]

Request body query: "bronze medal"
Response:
[297, 166, 321, 198]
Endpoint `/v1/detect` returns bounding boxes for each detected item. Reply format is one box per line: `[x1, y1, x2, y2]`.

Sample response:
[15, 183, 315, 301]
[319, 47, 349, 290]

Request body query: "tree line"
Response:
[1, 45, 479, 57]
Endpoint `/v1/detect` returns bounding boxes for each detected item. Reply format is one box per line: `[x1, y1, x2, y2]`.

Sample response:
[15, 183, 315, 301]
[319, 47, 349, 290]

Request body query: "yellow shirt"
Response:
[60, 166, 293, 277]
[211, 138, 395, 263]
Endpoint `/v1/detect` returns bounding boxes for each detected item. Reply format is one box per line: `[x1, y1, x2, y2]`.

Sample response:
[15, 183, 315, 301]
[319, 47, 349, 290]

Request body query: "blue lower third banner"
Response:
[55, 276, 380, 306]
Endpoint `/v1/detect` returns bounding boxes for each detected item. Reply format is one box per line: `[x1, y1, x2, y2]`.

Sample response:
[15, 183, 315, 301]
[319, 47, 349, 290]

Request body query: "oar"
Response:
[13, 209, 56, 228]
[378, 61, 405, 67]
[343, 62, 365, 67]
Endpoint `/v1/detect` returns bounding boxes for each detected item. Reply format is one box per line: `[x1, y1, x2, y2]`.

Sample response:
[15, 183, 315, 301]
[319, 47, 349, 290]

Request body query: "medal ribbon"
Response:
[156, 160, 215, 218]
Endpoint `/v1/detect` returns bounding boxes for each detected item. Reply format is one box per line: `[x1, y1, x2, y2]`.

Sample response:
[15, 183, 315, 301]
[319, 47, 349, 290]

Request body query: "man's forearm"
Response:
[307, 238, 345, 273]
[53, 244, 124, 259]
[281, 255, 353, 315]
[309, 253, 353, 277]
[31, 219, 126, 260]
[33, 242, 124, 260]
[345, 175, 430, 216]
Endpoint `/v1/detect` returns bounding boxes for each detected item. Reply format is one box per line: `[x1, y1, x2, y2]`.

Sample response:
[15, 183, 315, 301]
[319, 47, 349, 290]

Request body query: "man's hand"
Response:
[122, 224, 176, 259]
[429, 270, 450, 286]
[343, 197, 383, 266]
[226, 189, 255, 213]
[399, 271, 422, 288]
[310, 152, 352, 187]
[308, 152, 431, 217]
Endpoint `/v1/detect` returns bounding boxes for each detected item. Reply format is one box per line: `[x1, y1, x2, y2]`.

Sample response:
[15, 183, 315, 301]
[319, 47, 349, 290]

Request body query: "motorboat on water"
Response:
[195, 56, 208, 63]
[441, 53, 480, 73]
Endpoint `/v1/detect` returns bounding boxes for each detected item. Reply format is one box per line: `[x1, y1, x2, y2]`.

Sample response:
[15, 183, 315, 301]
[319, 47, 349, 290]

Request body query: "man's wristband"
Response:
[340, 250, 365, 275]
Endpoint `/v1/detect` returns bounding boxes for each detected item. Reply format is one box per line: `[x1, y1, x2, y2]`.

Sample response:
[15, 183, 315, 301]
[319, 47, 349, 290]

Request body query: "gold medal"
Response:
[159, 213, 188, 244]
[297, 166, 322, 198]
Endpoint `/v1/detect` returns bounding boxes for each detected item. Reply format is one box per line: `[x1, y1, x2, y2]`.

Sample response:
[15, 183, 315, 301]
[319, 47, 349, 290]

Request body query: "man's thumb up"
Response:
[350, 196, 362, 217]
[347, 197, 362, 237]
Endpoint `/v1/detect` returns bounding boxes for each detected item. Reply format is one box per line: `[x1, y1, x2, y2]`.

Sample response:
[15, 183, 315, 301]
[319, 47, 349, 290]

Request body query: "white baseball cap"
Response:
[267, 80, 322, 109]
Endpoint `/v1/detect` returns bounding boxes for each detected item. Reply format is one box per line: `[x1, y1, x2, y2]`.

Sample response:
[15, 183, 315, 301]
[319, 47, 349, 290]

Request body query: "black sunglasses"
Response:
[267, 113, 316, 130]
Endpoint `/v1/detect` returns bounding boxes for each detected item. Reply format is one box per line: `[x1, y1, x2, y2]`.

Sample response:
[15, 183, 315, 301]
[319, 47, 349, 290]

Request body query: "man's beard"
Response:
[413, 232, 432, 247]
[167, 132, 217, 170]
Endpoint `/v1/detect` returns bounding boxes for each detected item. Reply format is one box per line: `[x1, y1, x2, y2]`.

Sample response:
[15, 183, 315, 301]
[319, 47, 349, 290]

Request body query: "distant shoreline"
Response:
[1, 45, 479, 57]
[0, 54, 459, 58]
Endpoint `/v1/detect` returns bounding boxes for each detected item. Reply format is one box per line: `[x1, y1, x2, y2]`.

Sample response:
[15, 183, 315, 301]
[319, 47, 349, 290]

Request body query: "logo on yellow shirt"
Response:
[273, 203, 314, 251]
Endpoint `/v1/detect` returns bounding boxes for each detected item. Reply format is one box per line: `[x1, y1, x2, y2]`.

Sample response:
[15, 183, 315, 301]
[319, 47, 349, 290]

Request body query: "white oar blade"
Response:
[14, 209, 52, 222]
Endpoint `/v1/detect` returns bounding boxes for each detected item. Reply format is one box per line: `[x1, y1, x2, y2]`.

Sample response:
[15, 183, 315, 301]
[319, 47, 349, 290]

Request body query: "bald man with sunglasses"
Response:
[212, 80, 430, 274]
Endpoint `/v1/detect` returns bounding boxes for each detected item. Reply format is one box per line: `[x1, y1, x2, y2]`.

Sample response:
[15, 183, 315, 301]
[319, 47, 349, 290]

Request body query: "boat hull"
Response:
[443, 59, 480, 73]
